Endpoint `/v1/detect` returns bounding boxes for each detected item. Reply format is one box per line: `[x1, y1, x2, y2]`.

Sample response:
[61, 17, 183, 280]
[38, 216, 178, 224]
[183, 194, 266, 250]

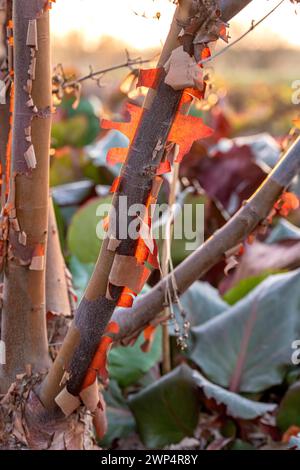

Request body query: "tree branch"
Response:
[112, 136, 300, 342]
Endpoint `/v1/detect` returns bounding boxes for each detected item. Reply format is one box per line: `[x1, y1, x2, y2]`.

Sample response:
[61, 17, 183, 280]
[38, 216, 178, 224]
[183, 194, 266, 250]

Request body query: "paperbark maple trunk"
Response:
[0, 0, 52, 392]
[40, 0, 254, 412]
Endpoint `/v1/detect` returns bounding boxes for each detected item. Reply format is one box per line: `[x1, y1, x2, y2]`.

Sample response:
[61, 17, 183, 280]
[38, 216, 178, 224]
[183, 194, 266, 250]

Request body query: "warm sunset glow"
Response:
[51, 0, 300, 50]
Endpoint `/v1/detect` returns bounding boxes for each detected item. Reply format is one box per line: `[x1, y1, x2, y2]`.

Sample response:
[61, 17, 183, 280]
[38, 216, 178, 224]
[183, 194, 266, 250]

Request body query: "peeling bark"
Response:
[39, 0, 254, 414]
[0, 0, 52, 392]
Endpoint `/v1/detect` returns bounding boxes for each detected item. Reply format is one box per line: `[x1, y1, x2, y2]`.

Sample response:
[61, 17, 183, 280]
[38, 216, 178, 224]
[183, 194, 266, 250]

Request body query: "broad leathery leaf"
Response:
[128, 364, 200, 449]
[108, 326, 162, 388]
[193, 370, 276, 420]
[190, 270, 300, 393]
[67, 196, 112, 263]
[170, 281, 228, 335]
[277, 381, 300, 431]
[100, 380, 136, 447]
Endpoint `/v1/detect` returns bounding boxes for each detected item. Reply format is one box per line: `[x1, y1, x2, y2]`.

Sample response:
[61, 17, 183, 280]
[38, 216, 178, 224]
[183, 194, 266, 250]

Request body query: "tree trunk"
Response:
[0, 0, 52, 392]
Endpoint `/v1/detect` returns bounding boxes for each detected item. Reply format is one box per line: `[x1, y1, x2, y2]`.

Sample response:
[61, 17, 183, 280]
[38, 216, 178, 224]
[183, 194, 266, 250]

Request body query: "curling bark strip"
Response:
[0, 0, 52, 391]
[39, 0, 254, 414]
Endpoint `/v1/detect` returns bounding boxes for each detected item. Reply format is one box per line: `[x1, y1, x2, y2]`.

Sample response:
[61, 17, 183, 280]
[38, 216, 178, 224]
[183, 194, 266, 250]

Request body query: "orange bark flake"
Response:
[117, 287, 136, 308]
[137, 68, 162, 90]
[102, 215, 109, 232]
[141, 325, 156, 353]
[102, 103, 144, 166]
[106, 147, 128, 166]
[156, 160, 171, 175]
[201, 46, 211, 62]
[32, 243, 45, 257]
[102, 103, 143, 142]
[169, 113, 213, 162]
[5, 83, 14, 196]
[81, 321, 120, 389]
[274, 192, 299, 217]
[109, 176, 121, 194]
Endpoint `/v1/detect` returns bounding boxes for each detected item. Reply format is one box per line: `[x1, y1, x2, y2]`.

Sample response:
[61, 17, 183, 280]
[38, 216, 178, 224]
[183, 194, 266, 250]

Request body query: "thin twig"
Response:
[198, 0, 286, 66]
[62, 56, 154, 89]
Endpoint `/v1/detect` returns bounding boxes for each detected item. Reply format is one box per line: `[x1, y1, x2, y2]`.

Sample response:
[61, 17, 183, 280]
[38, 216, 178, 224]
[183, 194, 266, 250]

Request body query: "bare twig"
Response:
[198, 0, 286, 66]
[61, 55, 154, 90]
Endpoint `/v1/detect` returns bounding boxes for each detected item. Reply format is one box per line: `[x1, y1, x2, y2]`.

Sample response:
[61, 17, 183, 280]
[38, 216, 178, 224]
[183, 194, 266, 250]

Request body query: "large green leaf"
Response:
[100, 380, 136, 447]
[108, 326, 162, 388]
[67, 196, 112, 263]
[170, 281, 228, 335]
[190, 270, 300, 392]
[128, 364, 200, 448]
[193, 370, 276, 420]
[276, 381, 300, 431]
